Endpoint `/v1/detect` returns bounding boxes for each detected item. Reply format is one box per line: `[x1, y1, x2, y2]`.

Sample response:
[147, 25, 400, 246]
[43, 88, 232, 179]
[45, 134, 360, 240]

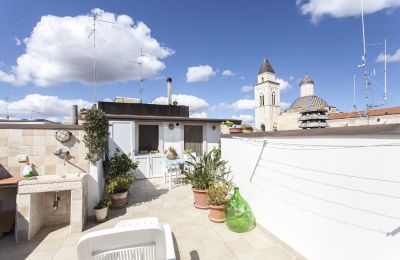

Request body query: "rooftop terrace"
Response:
[0, 178, 304, 260]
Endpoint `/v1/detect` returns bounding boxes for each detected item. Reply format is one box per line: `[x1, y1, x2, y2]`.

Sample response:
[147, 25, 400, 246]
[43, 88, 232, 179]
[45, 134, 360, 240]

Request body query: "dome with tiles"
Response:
[289, 95, 329, 110]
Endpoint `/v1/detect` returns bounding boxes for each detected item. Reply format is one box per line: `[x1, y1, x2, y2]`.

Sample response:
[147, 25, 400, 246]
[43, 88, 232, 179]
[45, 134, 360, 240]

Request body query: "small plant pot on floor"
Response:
[94, 207, 108, 223]
[208, 205, 225, 223]
[110, 191, 128, 208]
[192, 189, 209, 209]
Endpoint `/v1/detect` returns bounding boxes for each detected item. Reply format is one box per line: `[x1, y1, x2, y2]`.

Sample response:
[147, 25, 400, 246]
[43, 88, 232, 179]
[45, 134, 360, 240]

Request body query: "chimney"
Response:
[167, 77, 172, 105]
[70, 105, 78, 125]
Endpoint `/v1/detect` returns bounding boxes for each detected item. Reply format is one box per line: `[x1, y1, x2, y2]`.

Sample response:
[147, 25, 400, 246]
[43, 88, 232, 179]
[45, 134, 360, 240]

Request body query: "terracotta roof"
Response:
[258, 58, 275, 74]
[328, 106, 400, 120]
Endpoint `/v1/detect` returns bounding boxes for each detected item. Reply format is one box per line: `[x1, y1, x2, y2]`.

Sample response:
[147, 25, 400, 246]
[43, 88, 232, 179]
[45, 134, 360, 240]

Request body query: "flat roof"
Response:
[222, 123, 400, 138]
[106, 114, 242, 124]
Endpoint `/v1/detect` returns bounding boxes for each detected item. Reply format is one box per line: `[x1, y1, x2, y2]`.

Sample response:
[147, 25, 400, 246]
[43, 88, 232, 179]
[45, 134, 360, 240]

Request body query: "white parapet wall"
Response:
[87, 160, 104, 216]
[221, 124, 400, 260]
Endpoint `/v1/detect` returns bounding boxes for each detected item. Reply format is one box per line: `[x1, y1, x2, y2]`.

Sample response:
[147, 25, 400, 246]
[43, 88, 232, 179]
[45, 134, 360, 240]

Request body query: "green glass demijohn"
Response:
[225, 187, 256, 233]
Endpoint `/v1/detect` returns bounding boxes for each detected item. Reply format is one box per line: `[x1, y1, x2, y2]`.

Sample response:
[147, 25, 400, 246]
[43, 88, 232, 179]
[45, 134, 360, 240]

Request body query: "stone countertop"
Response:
[0, 176, 24, 188]
[18, 173, 88, 194]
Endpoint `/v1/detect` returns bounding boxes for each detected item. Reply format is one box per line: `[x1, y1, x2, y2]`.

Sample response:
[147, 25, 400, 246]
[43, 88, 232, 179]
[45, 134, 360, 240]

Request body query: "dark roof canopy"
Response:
[258, 58, 275, 74]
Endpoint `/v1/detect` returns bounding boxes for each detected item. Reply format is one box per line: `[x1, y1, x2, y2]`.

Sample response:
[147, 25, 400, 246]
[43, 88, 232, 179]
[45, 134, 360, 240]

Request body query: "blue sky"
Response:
[0, 0, 399, 122]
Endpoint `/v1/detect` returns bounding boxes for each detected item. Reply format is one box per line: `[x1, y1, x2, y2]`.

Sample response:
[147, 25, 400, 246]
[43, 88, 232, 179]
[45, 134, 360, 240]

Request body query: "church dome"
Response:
[289, 95, 328, 110]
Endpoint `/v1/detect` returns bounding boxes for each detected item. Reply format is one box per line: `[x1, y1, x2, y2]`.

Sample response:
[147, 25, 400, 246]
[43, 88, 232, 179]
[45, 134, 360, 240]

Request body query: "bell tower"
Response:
[254, 58, 280, 131]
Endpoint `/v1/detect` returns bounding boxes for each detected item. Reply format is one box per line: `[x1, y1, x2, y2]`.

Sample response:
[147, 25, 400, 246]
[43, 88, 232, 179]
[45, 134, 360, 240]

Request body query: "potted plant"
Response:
[220, 121, 234, 135]
[165, 146, 178, 160]
[208, 180, 233, 222]
[104, 150, 138, 208]
[94, 198, 111, 223]
[229, 125, 243, 134]
[183, 147, 229, 209]
[241, 124, 254, 134]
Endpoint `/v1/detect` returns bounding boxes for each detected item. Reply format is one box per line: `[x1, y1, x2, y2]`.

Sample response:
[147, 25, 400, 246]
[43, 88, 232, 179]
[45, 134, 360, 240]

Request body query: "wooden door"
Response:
[184, 125, 203, 155]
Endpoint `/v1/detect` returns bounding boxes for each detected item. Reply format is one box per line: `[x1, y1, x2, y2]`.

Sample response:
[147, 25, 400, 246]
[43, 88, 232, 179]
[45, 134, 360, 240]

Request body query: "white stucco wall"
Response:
[221, 134, 400, 260]
[328, 114, 400, 128]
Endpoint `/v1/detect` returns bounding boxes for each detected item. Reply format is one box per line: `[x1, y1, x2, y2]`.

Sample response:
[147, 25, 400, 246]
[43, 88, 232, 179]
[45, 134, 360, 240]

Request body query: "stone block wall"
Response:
[0, 128, 89, 178]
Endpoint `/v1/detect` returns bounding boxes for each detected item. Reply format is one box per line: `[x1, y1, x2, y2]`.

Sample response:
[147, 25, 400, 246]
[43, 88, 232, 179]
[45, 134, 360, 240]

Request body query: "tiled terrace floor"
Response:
[0, 178, 305, 260]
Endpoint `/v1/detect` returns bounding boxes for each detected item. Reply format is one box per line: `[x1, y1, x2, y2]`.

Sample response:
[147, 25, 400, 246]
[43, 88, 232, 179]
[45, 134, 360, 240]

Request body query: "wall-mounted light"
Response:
[55, 129, 72, 143]
[168, 123, 175, 131]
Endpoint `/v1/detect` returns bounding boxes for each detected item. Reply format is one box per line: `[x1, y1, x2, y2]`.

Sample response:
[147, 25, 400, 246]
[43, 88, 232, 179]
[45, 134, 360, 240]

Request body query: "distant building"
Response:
[328, 106, 400, 127]
[254, 57, 400, 131]
[254, 58, 336, 131]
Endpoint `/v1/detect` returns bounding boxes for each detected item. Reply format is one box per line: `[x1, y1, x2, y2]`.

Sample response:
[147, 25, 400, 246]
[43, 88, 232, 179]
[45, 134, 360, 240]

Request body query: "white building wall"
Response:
[328, 114, 400, 128]
[300, 82, 314, 97]
[221, 134, 400, 260]
[277, 112, 300, 131]
[205, 123, 221, 152]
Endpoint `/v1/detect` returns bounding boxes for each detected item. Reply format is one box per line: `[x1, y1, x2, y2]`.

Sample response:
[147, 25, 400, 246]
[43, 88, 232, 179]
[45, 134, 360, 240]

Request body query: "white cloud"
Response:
[299, 0, 400, 23]
[230, 99, 255, 111]
[186, 65, 216, 83]
[191, 112, 208, 118]
[241, 85, 253, 93]
[281, 101, 291, 110]
[0, 94, 92, 120]
[232, 114, 254, 124]
[14, 37, 22, 46]
[276, 77, 291, 91]
[222, 70, 235, 77]
[152, 94, 209, 112]
[289, 76, 295, 81]
[0, 9, 173, 87]
[377, 49, 400, 62]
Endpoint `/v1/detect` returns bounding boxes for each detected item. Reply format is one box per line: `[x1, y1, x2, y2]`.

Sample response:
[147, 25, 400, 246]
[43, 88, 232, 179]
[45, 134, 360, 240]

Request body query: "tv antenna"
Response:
[129, 48, 149, 101]
[357, 0, 387, 114]
[88, 13, 114, 103]
[4, 93, 10, 120]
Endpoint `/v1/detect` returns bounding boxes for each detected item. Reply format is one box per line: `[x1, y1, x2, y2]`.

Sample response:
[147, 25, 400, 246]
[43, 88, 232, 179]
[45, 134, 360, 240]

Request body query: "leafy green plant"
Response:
[80, 108, 110, 165]
[183, 149, 192, 156]
[94, 198, 111, 209]
[241, 124, 253, 130]
[104, 150, 138, 180]
[183, 147, 230, 190]
[105, 175, 135, 194]
[208, 180, 233, 206]
[220, 121, 234, 128]
[104, 150, 138, 194]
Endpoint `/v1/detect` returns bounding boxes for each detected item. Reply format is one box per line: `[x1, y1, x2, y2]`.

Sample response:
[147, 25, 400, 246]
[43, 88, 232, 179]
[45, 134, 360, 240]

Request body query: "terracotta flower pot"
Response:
[229, 128, 243, 134]
[192, 188, 209, 209]
[110, 190, 128, 208]
[242, 129, 253, 134]
[208, 205, 226, 223]
[94, 207, 108, 223]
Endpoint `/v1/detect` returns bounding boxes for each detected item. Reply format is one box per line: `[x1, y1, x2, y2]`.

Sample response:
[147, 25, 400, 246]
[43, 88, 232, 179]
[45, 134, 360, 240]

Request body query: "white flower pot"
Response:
[94, 207, 108, 223]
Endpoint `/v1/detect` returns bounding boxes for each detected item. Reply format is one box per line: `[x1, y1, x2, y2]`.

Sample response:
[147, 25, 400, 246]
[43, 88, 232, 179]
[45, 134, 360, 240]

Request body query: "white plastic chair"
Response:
[77, 217, 176, 260]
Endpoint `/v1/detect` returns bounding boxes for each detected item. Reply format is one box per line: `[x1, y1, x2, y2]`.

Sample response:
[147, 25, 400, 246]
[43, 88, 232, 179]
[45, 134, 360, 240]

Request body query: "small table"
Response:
[164, 158, 191, 190]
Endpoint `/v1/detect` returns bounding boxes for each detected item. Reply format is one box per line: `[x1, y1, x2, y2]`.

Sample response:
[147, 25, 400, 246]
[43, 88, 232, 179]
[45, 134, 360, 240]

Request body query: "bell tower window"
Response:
[259, 95, 265, 106]
[272, 92, 276, 106]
